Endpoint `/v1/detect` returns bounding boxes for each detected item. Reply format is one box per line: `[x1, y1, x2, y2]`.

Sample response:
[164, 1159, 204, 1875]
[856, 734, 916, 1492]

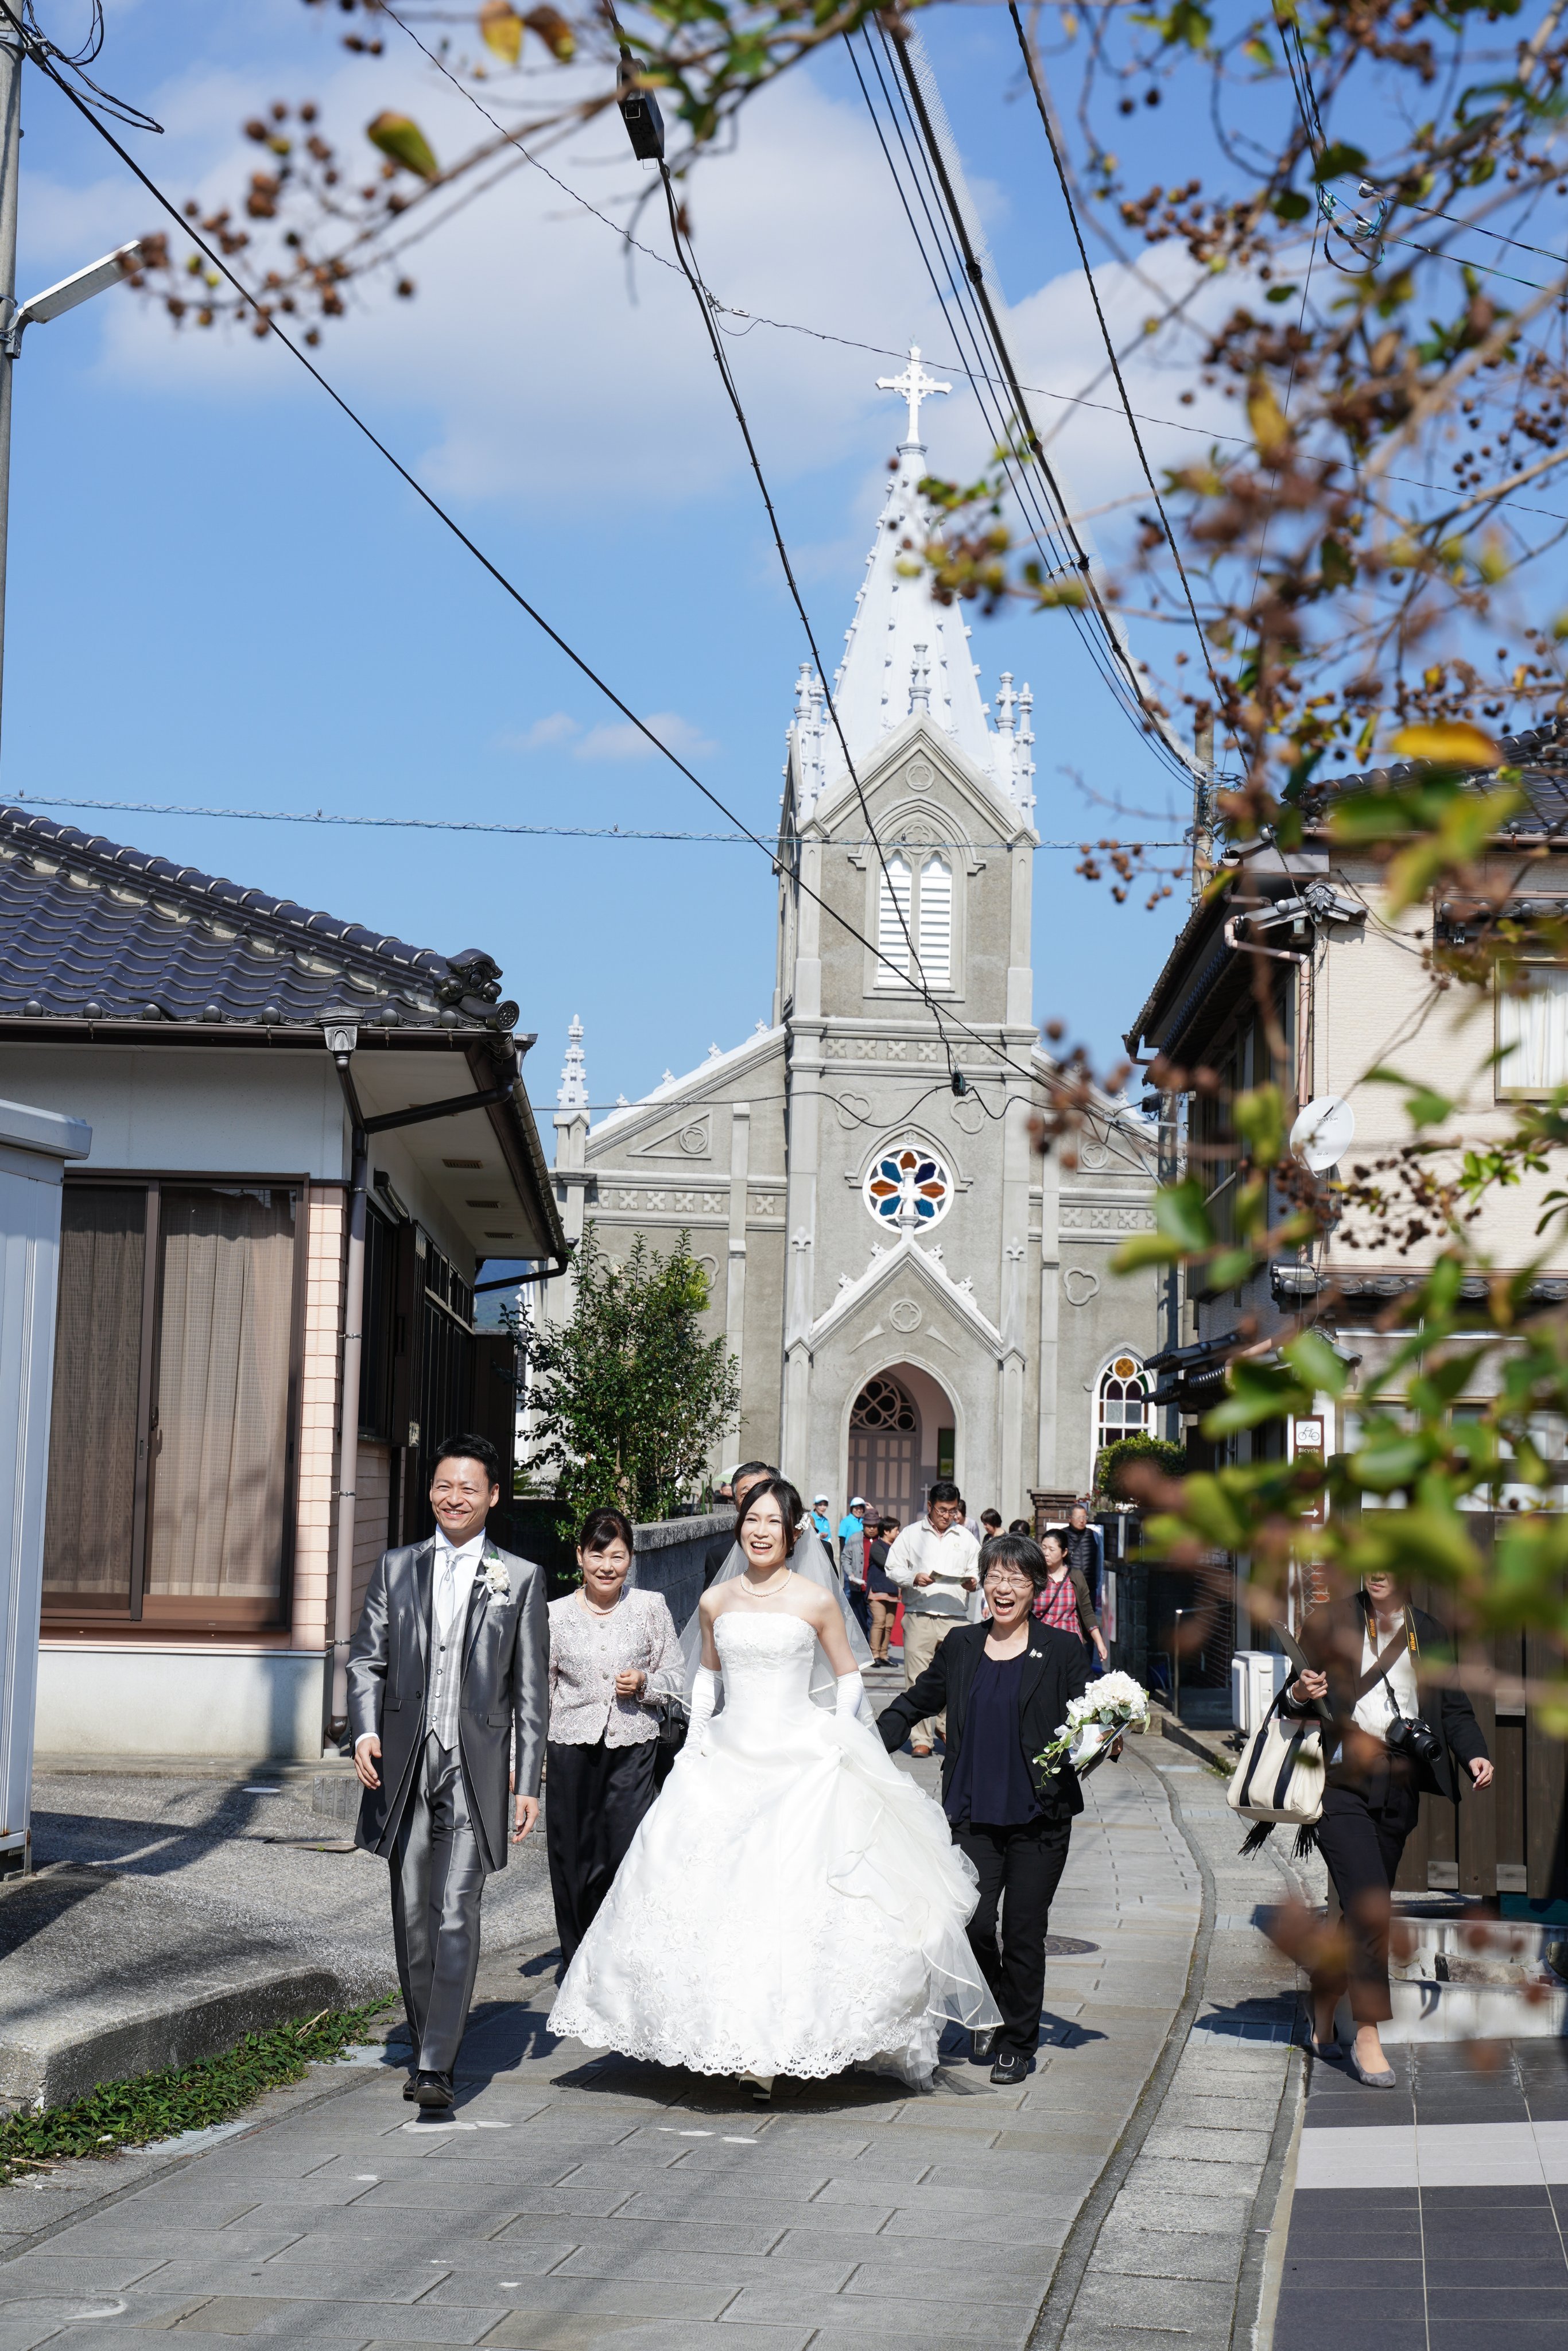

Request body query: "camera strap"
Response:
[1357, 1596, 1421, 1727]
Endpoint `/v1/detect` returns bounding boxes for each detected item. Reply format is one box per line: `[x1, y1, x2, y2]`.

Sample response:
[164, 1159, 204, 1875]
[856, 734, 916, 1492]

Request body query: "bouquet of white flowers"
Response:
[1035, 1671, 1151, 1780]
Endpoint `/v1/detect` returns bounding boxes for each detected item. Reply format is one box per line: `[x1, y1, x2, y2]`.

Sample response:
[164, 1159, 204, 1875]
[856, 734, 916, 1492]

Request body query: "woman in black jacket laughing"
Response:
[878, 1533, 1089, 2085]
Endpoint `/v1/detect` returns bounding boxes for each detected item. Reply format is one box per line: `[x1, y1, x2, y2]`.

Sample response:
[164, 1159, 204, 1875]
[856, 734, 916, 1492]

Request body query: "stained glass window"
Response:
[863, 1145, 954, 1228]
[1096, 1355, 1150, 1456]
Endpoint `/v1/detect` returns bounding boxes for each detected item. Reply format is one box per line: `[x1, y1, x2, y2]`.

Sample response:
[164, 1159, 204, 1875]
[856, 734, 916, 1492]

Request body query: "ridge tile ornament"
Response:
[864, 1145, 953, 1229]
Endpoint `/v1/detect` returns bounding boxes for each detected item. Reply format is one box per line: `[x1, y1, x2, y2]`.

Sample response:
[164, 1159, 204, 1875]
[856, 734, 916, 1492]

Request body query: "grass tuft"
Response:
[0, 1994, 397, 2187]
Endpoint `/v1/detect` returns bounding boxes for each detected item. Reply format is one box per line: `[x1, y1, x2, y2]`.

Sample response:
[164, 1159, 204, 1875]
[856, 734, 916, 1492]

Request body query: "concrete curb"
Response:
[1025, 1749, 1217, 2351]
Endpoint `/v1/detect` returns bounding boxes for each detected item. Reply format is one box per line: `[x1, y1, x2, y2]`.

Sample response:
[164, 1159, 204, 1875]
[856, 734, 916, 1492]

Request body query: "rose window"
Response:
[863, 1145, 953, 1228]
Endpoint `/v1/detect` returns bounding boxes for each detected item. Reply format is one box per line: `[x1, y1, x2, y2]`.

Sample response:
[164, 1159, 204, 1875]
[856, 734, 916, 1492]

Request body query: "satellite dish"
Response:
[1290, 1095, 1355, 1173]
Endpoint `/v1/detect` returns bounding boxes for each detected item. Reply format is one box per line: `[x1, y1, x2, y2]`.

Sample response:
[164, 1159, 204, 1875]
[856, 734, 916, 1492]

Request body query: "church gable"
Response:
[812, 720, 1031, 854]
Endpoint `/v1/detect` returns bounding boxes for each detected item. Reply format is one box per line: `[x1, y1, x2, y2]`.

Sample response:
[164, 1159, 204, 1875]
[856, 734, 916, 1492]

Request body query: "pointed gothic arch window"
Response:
[876, 855, 912, 979]
[852, 1374, 917, 1431]
[917, 855, 952, 989]
[1096, 1353, 1151, 1461]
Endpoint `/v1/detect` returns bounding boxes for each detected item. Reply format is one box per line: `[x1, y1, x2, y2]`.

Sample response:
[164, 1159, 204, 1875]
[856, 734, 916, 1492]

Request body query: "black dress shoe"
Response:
[413, 2070, 455, 2111]
[971, 2028, 999, 2064]
[990, 2051, 1030, 2086]
[402, 2073, 419, 2101]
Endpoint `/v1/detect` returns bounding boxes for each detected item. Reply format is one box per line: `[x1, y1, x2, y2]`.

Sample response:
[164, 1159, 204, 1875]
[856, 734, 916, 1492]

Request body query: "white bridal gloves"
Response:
[688, 1666, 719, 1751]
[836, 1670, 873, 1727]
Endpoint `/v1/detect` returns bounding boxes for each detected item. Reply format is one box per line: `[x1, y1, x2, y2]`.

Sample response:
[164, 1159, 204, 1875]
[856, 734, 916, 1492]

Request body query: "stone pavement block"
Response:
[1125, 2155, 1262, 2198]
[1140, 2125, 1274, 2164]
[1068, 2277, 1240, 2340]
[1057, 2318, 1233, 2351]
[1152, 2094, 1273, 2132]
[551, 2245, 858, 2290]
[837, 2256, 1052, 2300]
[0, 2254, 172, 2295]
[0, 2307, 86, 2351]
[425, 2275, 734, 2321]
[1109, 2189, 1256, 2235]
[718, 2287, 1038, 2343]
[480, 2323, 818, 2351]
[239, 2302, 503, 2345]
[1088, 2221, 1246, 2283]
[874, 2193, 1083, 2235]
[614, 2184, 891, 2230]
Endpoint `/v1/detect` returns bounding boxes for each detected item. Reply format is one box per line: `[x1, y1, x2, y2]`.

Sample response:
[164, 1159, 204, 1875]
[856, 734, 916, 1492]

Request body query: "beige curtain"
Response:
[43, 1188, 146, 1598]
[148, 1189, 296, 1601]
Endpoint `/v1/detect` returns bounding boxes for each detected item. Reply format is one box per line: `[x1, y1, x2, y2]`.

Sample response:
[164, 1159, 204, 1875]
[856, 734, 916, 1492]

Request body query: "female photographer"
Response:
[1283, 1570, 1492, 2086]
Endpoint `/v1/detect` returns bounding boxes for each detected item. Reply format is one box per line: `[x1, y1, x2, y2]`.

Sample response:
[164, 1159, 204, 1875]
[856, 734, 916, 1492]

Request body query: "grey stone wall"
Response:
[630, 1508, 734, 1634]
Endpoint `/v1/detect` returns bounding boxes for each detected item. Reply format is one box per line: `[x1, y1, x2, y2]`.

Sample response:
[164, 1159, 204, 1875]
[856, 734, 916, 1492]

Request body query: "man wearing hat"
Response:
[837, 1497, 871, 1636]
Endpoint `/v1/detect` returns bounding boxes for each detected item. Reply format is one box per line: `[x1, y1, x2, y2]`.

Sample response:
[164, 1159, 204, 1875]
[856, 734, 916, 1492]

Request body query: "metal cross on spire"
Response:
[876, 344, 950, 445]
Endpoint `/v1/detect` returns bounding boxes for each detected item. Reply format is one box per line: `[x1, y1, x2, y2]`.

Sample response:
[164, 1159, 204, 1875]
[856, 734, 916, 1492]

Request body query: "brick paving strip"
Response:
[0, 1742, 1324, 2351]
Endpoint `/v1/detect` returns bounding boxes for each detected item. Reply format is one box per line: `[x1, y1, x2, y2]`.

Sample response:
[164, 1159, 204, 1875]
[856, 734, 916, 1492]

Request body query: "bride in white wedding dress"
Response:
[549, 1477, 999, 2091]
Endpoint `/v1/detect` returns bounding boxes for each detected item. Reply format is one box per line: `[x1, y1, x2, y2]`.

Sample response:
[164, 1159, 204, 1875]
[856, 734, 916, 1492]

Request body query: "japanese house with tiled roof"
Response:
[0, 805, 564, 1762]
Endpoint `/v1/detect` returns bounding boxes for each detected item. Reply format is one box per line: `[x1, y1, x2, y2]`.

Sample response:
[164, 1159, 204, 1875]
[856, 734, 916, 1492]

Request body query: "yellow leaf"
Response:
[524, 5, 576, 61]
[1246, 374, 1290, 458]
[366, 111, 440, 183]
[1388, 721, 1500, 767]
[479, 2, 523, 64]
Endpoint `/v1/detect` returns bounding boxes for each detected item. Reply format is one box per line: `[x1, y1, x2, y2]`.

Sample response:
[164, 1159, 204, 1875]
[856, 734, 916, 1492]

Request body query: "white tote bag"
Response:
[1227, 1684, 1325, 1851]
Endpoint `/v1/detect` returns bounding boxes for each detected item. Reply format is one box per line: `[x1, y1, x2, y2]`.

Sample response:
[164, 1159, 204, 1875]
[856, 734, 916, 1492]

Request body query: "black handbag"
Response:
[653, 1690, 689, 1787]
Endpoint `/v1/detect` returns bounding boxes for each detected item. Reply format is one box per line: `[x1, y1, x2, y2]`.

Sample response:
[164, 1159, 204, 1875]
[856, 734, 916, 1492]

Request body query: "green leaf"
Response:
[1351, 1436, 1427, 1491]
[1319, 535, 1355, 588]
[1111, 1230, 1183, 1272]
[1283, 1328, 1349, 1398]
[1233, 1082, 1286, 1167]
[1207, 1246, 1258, 1291]
[1271, 187, 1311, 221]
[1314, 139, 1369, 182]
[1202, 1359, 1310, 1437]
[1153, 1177, 1215, 1253]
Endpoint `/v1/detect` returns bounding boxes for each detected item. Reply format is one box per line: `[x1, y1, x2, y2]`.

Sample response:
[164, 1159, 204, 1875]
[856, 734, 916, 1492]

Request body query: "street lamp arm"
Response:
[5, 238, 143, 355]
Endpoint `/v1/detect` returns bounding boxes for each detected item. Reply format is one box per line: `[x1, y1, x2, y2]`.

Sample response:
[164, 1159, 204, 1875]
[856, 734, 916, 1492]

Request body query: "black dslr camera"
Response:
[1385, 1710, 1442, 1765]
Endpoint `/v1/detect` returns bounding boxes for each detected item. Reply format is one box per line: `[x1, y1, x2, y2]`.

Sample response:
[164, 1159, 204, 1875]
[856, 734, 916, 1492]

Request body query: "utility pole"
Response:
[0, 28, 22, 759]
[0, 24, 145, 764]
[1191, 712, 1215, 901]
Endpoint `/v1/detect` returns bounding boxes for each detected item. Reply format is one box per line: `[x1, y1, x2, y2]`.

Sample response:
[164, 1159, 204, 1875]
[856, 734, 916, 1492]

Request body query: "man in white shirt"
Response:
[885, 1480, 980, 1756]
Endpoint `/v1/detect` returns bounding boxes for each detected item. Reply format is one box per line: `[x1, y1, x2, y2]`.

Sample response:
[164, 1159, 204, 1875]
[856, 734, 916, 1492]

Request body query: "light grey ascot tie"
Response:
[436, 1553, 457, 1641]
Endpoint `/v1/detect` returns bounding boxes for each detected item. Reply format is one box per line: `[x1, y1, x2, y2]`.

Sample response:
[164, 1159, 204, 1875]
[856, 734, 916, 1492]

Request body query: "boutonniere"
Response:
[480, 1558, 512, 1601]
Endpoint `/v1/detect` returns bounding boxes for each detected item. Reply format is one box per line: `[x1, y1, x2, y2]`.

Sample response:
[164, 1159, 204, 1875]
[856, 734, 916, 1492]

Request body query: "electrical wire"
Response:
[851, 29, 1159, 765]
[4, 789, 1183, 851]
[1006, 5, 1232, 760]
[855, 24, 1200, 793]
[650, 153, 944, 1064]
[2, 6, 1078, 1108]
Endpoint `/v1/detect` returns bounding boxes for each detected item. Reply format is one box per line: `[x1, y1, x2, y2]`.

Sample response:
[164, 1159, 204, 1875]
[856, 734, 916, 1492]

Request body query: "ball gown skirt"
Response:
[549, 1610, 999, 2087]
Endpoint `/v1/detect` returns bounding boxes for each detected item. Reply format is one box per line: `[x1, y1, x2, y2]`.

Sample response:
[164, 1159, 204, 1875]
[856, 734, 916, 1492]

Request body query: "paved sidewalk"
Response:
[1273, 2036, 1568, 2351]
[0, 1743, 1205, 2350]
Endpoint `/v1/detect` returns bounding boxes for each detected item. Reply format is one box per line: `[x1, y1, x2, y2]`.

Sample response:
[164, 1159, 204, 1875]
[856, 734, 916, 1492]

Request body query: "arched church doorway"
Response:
[847, 1364, 957, 1528]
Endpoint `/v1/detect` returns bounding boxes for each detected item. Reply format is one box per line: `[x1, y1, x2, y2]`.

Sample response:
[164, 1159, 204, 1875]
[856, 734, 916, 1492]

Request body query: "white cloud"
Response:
[574, 710, 715, 761]
[499, 711, 581, 752]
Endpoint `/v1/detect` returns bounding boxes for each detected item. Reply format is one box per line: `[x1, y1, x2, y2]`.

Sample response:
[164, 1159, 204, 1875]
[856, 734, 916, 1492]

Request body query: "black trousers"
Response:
[1312, 1764, 1422, 2026]
[953, 1815, 1074, 2058]
[546, 1735, 658, 1971]
[846, 1582, 872, 1638]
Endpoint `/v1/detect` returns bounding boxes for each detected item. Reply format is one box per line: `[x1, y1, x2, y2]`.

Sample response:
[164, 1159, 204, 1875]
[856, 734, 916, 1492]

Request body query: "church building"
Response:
[540, 352, 1160, 1524]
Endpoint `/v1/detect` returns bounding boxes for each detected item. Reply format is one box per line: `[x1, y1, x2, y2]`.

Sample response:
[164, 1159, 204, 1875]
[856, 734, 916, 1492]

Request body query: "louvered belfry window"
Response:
[876, 854, 913, 979]
[876, 851, 957, 991]
[917, 855, 952, 989]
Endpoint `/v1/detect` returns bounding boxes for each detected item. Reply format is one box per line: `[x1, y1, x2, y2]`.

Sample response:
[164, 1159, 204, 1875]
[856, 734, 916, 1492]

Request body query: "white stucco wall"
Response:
[0, 1047, 346, 1179]
[35, 1644, 326, 1760]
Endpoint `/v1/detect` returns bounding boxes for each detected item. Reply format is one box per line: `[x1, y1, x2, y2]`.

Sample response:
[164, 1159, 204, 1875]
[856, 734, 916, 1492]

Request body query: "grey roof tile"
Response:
[0, 806, 517, 1032]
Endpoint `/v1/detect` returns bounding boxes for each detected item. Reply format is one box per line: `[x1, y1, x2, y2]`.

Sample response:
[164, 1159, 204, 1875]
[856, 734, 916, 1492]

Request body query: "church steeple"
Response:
[788, 345, 1035, 816]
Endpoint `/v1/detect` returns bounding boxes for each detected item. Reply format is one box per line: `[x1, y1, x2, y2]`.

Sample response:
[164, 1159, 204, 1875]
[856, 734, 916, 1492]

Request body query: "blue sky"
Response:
[5, 1, 1235, 1116]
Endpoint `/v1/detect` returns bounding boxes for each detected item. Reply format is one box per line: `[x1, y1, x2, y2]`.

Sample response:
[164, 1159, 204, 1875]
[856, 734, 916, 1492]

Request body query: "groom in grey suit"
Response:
[348, 1431, 548, 2110]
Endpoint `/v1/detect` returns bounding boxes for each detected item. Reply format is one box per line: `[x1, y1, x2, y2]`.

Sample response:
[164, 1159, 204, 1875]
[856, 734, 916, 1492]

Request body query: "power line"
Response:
[3, 9, 1070, 1104]
[5, 790, 1184, 851]
[856, 23, 1201, 790]
[1006, 5, 1231, 761]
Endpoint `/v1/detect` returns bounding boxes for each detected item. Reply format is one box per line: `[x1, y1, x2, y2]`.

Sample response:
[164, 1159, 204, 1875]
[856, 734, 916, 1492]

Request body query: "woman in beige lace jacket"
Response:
[545, 1508, 683, 1970]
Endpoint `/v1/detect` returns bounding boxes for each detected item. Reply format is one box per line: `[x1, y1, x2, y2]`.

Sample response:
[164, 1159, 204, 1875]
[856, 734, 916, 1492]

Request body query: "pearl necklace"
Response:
[736, 1565, 791, 1599]
[578, 1588, 621, 1620]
